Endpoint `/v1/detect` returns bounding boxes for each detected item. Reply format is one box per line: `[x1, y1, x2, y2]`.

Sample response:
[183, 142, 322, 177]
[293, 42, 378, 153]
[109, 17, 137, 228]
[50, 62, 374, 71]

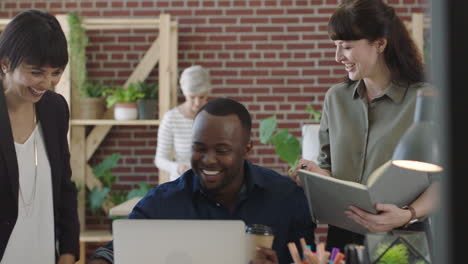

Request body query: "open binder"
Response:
[298, 160, 430, 234]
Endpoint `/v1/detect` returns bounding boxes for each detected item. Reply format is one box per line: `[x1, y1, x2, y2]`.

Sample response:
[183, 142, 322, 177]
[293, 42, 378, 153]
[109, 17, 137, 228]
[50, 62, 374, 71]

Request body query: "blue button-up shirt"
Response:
[93, 161, 315, 264]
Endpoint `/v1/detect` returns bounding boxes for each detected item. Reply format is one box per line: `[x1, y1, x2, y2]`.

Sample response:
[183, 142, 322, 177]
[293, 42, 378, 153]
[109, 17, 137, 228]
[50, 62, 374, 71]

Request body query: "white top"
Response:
[154, 107, 193, 180]
[2, 123, 55, 264]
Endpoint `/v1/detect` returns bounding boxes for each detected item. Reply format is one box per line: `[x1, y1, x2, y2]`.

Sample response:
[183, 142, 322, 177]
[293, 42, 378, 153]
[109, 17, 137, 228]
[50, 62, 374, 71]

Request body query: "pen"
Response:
[332, 253, 345, 264]
[299, 238, 309, 260]
[316, 242, 328, 264]
[329, 248, 339, 264]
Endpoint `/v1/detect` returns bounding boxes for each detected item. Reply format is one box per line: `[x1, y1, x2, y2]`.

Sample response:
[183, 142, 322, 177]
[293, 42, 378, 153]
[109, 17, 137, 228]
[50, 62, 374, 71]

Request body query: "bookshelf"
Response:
[58, 14, 178, 264]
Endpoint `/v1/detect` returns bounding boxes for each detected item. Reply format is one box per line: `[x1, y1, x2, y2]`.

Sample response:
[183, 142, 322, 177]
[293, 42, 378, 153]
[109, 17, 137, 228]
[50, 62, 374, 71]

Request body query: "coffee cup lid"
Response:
[245, 224, 274, 236]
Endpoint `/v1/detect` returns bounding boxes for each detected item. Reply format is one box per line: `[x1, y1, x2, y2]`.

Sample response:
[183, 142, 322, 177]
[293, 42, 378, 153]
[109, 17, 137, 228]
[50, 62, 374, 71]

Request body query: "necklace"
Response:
[18, 105, 38, 216]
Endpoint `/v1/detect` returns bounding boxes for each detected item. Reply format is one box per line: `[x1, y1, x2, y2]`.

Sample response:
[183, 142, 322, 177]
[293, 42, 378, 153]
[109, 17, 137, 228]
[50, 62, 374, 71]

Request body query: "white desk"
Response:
[109, 197, 142, 217]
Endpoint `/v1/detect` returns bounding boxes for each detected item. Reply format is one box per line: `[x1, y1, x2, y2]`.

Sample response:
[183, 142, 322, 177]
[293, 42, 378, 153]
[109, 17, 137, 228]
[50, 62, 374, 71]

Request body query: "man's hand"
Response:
[345, 203, 413, 233]
[57, 254, 75, 264]
[250, 247, 279, 264]
[88, 259, 111, 264]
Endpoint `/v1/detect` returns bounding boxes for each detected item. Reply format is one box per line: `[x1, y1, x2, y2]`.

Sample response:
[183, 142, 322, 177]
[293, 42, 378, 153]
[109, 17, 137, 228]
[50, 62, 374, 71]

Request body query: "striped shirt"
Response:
[154, 107, 193, 180]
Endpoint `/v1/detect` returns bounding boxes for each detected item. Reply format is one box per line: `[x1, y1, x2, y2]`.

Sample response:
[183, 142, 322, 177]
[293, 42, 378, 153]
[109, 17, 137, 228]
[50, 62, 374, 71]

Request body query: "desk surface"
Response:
[80, 230, 113, 242]
[109, 197, 142, 216]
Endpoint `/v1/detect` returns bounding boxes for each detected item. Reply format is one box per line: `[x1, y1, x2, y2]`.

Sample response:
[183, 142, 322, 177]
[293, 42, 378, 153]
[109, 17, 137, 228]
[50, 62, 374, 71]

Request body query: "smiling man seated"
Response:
[89, 98, 315, 264]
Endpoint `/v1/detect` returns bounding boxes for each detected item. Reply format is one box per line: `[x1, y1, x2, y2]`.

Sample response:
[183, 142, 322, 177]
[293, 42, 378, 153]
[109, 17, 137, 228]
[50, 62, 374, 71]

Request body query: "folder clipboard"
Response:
[298, 161, 430, 234]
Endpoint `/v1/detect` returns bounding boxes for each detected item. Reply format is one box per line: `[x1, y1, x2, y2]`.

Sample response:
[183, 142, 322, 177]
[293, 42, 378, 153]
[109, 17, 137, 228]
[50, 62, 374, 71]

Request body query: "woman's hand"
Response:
[177, 164, 191, 174]
[57, 254, 75, 264]
[290, 159, 331, 186]
[250, 247, 279, 264]
[345, 203, 412, 233]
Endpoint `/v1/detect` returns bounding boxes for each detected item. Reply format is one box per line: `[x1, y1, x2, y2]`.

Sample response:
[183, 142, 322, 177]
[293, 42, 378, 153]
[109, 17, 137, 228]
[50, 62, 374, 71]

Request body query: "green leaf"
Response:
[270, 128, 301, 167]
[93, 153, 120, 179]
[127, 183, 152, 200]
[89, 187, 110, 214]
[259, 116, 277, 144]
[68, 13, 89, 98]
[374, 242, 410, 264]
[135, 81, 158, 99]
[306, 105, 322, 121]
[109, 190, 128, 205]
[104, 85, 145, 107]
[82, 81, 108, 98]
[100, 171, 116, 188]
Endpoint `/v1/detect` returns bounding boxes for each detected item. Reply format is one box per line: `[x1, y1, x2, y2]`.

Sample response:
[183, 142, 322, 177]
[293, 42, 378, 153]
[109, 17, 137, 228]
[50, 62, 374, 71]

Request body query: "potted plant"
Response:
[88, 153, 152, 216]
[79, 81, 108, 119]
[366, 230, 432, 264]
[88, 153, 120, 215]
[259, 116, 301, 175]
[68, 12, 92, 119]
[301, 105, 322, 163]
[104, 84, 144, 120]
[134, 81, 158, 120]
[259, 105, 322, 174]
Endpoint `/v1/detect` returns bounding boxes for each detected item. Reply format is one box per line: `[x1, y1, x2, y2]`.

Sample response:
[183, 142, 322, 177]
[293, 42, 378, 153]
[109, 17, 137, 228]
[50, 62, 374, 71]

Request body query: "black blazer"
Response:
[0, 88, 79, 261]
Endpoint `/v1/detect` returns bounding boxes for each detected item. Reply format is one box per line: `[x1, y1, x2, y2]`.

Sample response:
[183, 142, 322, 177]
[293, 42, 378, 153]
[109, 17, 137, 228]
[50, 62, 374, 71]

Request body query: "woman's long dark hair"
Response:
[328, 0, 424, 85]
[0, 9, 68, 74]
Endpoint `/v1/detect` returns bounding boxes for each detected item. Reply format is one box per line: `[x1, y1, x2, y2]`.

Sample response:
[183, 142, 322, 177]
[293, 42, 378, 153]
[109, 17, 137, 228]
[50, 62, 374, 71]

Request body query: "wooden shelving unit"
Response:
[1, 15, 178, 263]
[404, 13, 431, 61]
[57, 14, 178, 264]
[54, 15, 178, 236]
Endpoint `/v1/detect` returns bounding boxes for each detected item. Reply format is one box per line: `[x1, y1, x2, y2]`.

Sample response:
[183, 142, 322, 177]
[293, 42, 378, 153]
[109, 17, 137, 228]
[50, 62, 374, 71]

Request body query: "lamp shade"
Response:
[392, 87, 443, 172]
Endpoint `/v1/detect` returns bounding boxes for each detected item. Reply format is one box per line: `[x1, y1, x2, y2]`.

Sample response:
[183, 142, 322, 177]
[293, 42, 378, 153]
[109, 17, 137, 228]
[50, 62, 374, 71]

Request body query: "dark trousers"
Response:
[325, 225, 365, 252]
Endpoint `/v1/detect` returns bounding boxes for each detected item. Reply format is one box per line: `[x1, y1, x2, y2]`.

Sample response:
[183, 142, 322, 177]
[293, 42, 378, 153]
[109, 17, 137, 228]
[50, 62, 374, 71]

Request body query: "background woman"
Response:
[0, 9, 79, 263]
[293, 0, 439, 251]
[154, 65, 212, 181]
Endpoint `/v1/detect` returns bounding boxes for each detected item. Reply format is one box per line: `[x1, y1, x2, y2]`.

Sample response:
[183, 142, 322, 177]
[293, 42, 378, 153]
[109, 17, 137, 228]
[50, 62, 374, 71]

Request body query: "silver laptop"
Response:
[113, 219, 248, 264]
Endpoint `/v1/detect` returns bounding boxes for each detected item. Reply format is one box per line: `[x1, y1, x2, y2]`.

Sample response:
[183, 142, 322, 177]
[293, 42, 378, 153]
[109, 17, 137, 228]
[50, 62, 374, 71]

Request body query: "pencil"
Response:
[300, 238, 308, 253]
[333, 253, 345, 264]
[288, 242, 303, 264]
[316, 243, 326, 264]
[304, 250, 319, 264]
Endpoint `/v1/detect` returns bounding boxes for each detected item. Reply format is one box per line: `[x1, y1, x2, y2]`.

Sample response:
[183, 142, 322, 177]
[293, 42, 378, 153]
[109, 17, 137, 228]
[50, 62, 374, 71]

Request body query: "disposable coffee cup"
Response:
[245, 224, 274, 261]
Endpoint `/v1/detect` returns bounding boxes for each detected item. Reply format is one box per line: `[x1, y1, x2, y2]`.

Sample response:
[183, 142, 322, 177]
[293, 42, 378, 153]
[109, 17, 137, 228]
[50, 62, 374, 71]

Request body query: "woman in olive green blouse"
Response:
[292, 0, 439, 250]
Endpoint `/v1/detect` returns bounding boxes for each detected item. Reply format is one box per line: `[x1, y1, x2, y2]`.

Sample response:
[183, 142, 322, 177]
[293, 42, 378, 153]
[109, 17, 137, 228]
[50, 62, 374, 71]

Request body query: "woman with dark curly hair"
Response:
[292, 0, 439, 251]
[0, 9, 79, 263]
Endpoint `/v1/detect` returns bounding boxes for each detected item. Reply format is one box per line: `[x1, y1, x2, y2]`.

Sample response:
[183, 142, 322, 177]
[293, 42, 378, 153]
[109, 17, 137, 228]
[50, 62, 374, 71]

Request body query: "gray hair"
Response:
[179, 65, 211, 96]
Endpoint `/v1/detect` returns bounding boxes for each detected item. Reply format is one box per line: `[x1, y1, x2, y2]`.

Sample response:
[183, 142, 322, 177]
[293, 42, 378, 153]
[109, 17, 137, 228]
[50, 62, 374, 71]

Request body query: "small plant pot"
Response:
[80, 97, 106, 119]
[114, 102, 138, 120]
[137, 99, 158, 120]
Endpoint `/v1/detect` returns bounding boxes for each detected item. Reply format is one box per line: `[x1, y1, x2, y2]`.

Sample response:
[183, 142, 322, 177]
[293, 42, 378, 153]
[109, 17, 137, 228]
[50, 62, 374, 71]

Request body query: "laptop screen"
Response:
[113, 219, 248, 264]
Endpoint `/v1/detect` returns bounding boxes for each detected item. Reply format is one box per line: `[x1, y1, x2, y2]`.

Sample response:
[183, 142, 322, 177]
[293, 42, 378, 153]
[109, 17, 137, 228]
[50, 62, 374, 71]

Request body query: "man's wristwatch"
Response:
[402, 205, 418, 227]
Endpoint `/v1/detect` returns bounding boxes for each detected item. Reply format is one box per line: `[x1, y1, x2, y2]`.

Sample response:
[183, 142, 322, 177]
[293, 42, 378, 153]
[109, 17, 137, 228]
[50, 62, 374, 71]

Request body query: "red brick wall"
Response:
[1, 0, 429, 249]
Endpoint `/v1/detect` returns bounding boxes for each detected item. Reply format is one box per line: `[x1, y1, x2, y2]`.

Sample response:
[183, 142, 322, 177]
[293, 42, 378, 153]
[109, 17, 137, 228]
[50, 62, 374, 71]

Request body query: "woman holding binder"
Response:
[292, 0, 439, 251]
[0, 9, 79, 263]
